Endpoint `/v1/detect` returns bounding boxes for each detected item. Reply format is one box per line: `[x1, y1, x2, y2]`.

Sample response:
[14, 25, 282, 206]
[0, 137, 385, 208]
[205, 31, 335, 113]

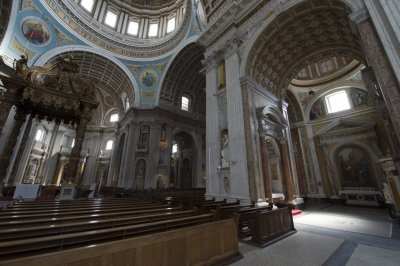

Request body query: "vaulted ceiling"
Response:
[247, 0, 364, 100]
[160, 43, 205, 116]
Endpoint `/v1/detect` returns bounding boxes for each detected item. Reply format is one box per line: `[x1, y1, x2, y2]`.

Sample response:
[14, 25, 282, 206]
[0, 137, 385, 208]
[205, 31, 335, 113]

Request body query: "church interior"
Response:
[0, 0, 400, 265]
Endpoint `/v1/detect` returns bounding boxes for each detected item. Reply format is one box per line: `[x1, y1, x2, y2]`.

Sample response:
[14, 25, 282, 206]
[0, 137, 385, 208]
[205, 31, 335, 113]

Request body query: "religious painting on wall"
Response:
[21, 19, 50, 45]
[350, 88, 368, 109]
[337, 146, 374, 187]
[140, 69, 158, 88]
[309, 98, 326, 120]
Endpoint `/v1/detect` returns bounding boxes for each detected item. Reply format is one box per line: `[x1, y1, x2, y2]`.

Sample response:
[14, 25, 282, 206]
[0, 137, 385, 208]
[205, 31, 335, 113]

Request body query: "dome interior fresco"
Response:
[247, 0, 364, 100]
[160, 43, 205, 116]
[110, 0, 183, 10]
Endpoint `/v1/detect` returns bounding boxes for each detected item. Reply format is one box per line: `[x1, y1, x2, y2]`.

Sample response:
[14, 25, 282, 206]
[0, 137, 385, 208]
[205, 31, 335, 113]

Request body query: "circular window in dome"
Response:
[21, 18, 50, 46]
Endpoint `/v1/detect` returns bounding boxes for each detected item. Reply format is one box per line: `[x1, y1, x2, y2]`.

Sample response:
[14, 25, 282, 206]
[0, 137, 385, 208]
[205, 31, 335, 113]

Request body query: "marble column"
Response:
[225, 46, 251, 200]
[356, 18, 400, 163]
[259, 130, 272, 202]
[204, 56, 221, 196]
[305, 125, 325, 196]
[320, 143, 338, 198]
[8, 115, 32, 184]
[280, 137, 294, 202]
[64, 110, 92, 184]
[0, 109, 26, 183]
[41, 123, 60, 184]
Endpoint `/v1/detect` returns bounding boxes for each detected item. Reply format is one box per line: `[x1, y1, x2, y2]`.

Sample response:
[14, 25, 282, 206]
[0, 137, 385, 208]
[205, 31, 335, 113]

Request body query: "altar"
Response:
[339, 187, 382, 207]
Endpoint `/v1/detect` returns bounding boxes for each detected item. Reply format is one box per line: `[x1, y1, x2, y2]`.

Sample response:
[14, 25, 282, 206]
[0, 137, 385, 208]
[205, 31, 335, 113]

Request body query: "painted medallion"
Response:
[140, 69, 158, 88]
[21, 19, 50, 45]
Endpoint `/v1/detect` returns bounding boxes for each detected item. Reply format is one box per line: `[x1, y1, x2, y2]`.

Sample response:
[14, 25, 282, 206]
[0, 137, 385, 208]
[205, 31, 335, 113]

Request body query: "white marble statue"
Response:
[221, 134, 229, 166]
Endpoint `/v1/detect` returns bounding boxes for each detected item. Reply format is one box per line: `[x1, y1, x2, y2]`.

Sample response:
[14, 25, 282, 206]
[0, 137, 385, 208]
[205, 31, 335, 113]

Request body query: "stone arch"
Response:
[159, 42, 205, 115]
[244, 0, 364, 100]
[34, 45, 139, 107]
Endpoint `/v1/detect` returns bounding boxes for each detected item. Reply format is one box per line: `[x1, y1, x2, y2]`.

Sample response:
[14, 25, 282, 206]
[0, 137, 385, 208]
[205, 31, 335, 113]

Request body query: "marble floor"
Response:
[231, 202, 400, 266]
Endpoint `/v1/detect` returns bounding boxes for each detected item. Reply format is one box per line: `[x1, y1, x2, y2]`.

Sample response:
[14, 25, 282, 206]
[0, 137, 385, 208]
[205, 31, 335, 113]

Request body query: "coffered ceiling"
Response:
[247, 0, 364, 100]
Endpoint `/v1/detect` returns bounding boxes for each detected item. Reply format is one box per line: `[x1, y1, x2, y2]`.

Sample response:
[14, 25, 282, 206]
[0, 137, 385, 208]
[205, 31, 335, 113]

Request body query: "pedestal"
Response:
[59, 184, 79, 200]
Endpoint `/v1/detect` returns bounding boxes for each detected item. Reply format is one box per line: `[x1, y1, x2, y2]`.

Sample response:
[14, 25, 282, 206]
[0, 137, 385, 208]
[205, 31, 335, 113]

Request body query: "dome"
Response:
[44, 0, 190, 57]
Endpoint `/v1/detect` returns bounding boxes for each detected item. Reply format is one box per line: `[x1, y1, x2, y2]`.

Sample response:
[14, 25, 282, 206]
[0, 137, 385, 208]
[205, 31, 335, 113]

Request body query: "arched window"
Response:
[181, 95, 190, 111]
[105, 139, 114, 150]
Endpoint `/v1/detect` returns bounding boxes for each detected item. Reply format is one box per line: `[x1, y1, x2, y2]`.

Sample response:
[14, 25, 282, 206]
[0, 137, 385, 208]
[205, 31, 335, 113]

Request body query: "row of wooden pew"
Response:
[0, 195, 242, 265]
[0, 190, 295, 265]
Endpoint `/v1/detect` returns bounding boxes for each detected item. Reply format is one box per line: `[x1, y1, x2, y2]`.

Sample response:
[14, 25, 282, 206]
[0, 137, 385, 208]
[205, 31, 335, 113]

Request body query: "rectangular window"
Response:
[106, 140, 114, 150]
[325, 90, 351, 114]
[167, 17, 176, 33]
[35, 129, 45, 141]
[105, 10, 118, 28]
[172, 143, 178, 154]
[181, 96, 189, 111]
[80, 0, 95, 12]
[127, 21, 139, 35]
[148, 23, 158, 37]
[110, 113, 119, 122]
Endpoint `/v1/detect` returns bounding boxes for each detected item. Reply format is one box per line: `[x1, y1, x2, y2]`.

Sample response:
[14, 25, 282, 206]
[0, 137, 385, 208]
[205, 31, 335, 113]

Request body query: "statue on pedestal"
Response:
[14, 55, 28, 76]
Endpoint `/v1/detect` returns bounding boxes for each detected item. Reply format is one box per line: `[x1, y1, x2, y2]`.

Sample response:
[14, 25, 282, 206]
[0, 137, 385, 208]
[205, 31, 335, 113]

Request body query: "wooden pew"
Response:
[0, 213, 217, 260]
[0, 218, 240, 266]
[0, 206, 183, 227]
[0, 204, 175, 221]
[247, 207, 295, 246]
[214, 203, 255, 220]
[0, 202, 168, 216]
[0, 209, 198, 241]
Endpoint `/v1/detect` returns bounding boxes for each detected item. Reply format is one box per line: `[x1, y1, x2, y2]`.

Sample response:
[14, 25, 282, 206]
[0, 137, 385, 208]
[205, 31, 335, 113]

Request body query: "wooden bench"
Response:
[0, 209, 198, 241]
[0, 213, 217, 260]
[0, 206, 183, 227]
[0, 204, 177, 221]
[0, 218, 240, 266]
[247, 207, 295, 247]
[0, 202, 169, 217]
